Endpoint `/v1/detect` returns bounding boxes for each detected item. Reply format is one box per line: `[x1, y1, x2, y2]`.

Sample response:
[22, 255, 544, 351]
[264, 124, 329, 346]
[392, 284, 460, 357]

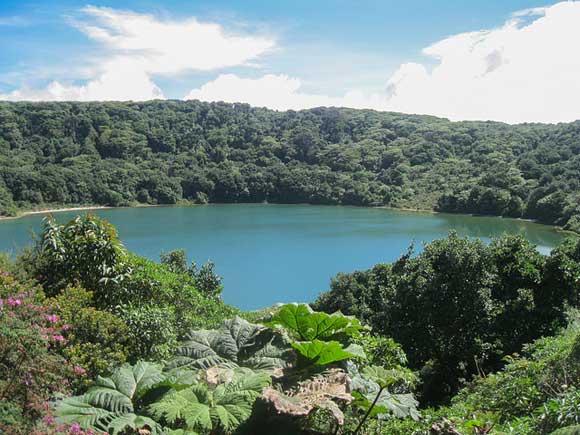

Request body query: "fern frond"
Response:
[106, 413, 164, 435]
[84, 386, 133, 413]
[150, 386, 212, 432]
[54, 396, 117, 430]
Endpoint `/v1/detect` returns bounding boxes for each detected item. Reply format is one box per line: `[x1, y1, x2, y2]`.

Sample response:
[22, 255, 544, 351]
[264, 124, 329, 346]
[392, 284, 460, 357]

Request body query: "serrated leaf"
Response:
[152, 370, 269, 434]
[170, 316, 292, 372]
[54, 396, 116, 430]
[55, 362, 165, 434]
[361, 366, 399, 389]
[376, 392, 420, 420]
[268, 303, 364, 341]
[292, 340, 355, 365]
[344, 343, 367, 359]
[351, 366, 420, 421]
[107, 413, 163, 435]
[106, 361, 165, 399]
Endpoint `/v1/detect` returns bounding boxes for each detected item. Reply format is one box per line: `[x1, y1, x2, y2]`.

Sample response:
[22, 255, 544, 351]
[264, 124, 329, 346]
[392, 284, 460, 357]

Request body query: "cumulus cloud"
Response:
[186, 1, 580, 123]
[0, 59, 164, 101]
[382, 1, 580, 123]
[0, 6, 274, 101]
[184, 74, 386, 111]
[3, 1, 580, 123]
[73, 6, 275, 74]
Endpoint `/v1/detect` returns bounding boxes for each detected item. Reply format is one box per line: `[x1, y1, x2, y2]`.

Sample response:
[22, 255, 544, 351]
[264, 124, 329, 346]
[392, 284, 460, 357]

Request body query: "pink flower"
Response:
[45, 314, 59, 323]
[52, 335, 65, 342]
[69, 422, 82, 434]
[62, 324, 71, 331]
[74, 366, 87, 375]
[42, 414, 56, 426]
[7, 298, 21, 306]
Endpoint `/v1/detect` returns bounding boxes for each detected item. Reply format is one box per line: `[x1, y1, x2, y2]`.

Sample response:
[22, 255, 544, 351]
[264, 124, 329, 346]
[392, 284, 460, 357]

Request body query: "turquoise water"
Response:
[0, 204, 568, 309]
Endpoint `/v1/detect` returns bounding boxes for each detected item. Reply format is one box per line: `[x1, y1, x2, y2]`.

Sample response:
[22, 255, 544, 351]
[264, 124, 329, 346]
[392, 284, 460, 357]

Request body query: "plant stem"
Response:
[352, 386, 384, 435]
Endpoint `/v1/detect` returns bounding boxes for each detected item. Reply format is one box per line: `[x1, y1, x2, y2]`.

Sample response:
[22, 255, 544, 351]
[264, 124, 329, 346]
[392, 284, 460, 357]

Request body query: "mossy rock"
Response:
[551, 426, 580, 435]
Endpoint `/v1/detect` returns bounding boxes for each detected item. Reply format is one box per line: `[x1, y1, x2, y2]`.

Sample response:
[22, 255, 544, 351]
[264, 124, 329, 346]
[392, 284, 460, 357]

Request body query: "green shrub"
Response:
[117, 304, 179, 361]
[551, 426, 580, 435]
[160, 249, 224, 298]
[49, 286, 130, 382]
[32, 214, 130, 305]
[538, 388, 580, 434]
[315, 234, 580, 403]
[564, 215, 580, 234]
[125, 253, 237, 332]
[21, 215, 237, 364]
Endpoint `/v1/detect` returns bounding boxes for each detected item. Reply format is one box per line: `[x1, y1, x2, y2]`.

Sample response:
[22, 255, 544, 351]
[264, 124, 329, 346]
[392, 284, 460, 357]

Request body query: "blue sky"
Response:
[1, 0, 579, 123]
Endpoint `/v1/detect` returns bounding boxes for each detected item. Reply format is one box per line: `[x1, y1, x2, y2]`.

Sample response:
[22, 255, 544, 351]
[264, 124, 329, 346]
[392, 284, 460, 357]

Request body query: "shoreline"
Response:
[0, 202, 179, 221]
[0, 202, 577, 236]
[0, 205, 112, 221]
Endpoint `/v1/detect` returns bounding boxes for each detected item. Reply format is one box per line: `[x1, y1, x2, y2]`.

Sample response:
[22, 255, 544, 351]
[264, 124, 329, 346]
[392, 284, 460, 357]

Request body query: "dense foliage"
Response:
[314, 233, 580, 402]
[0, 101, 579, 232]
[53, 306, 417, 435]
[27, 214, 238, 361]
[0, 214, 239, 433]
[0, 274, 74, 434]
[3, 214, 580, 435]
[380, 314, 580, 435]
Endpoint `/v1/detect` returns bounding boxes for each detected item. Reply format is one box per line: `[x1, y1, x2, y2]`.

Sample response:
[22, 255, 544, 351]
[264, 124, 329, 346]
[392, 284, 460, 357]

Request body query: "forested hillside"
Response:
[0, 101, 579, 231]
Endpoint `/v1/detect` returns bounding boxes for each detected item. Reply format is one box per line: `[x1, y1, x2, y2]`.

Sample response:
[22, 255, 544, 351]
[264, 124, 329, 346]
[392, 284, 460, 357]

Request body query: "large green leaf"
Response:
[170, 329, 232, 369]
[104, 361, 165, 400]
[107, 413, 163, 435]
[149, 385, 213, 432]
[169, 316, 292, 371]
[54, 396, 117, 430]
[361, 365, 400, 389]
[292, 340, 355, 365]
[375, 392, 420, 420]
[351, 366, 420, 420]
[55, 395, 164, 435]
[55, 361, 165, 435]
[268, 303, 364, 341]
[151, 370, 270, 434]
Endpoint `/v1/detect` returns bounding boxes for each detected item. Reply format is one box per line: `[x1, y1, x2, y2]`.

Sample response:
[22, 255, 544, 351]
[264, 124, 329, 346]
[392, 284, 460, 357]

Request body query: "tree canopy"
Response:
[0, 101, 578, 232]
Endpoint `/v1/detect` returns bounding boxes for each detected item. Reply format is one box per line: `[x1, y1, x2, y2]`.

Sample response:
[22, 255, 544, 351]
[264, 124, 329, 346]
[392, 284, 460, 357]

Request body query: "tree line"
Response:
[0, 100, 579, 232]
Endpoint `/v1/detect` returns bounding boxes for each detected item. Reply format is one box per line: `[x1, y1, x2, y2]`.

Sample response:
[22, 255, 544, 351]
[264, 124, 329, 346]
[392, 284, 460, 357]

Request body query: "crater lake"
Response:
[0, 204, 568, 310]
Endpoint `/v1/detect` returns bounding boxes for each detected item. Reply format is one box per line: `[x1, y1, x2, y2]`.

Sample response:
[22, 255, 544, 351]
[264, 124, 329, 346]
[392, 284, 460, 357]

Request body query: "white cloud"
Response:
[3, 1, 580, 123]
[184, 74, 386, 111]
[73, 6, 275, 75]
[0, 6, 274, 101]
[185, 1, 580, 123]
[381, 1, 580, 123]
[0, 59, 164, 101]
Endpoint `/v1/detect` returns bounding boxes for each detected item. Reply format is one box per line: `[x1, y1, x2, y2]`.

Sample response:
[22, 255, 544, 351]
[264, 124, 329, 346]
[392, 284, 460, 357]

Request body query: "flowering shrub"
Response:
[49, 286, 129, 382]
[30, 406, 108, 435]
[0, 271, 75, 435]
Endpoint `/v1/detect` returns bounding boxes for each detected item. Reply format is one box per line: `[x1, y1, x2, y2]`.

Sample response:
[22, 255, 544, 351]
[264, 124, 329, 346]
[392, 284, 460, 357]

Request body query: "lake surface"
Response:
[0, 204, 568, 309]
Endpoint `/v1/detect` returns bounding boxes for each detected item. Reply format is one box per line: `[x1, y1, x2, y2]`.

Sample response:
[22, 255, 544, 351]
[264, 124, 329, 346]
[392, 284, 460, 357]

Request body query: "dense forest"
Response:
[2, 214, 580, 435]
[0, 101, 579, 232]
